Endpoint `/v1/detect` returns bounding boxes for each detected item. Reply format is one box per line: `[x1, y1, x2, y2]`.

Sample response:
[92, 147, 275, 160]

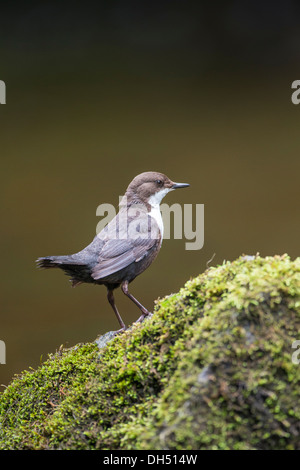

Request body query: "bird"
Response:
[36, 171, 189, 332]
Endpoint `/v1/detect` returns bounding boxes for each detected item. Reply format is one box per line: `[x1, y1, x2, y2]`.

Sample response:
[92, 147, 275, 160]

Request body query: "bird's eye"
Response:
[155, 179, 162, 186]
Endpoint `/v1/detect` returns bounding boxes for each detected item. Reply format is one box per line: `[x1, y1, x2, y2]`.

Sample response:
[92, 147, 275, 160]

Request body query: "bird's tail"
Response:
[36, 254, 89, 287]
[36, 255, 76, 269]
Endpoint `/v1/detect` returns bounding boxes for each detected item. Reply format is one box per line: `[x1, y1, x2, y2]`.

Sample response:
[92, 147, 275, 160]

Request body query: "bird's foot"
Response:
[136, 310, 153, 324]
[113, 326, 127, 336]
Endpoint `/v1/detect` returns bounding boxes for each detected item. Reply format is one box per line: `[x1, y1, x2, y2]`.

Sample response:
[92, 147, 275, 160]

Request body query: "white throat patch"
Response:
[148, 188, 170, 241]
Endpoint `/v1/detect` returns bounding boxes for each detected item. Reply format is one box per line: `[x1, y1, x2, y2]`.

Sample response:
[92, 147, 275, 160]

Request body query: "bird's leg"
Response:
[121, 280, 152, 323]
[107, 289, 126, 333]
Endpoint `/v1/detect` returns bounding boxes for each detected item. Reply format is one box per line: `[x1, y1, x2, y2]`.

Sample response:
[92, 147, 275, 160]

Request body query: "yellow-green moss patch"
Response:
[0, 254, 299, 449]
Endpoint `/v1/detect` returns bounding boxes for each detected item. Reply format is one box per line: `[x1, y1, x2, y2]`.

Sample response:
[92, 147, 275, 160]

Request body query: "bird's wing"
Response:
[92, 209, 160, 280]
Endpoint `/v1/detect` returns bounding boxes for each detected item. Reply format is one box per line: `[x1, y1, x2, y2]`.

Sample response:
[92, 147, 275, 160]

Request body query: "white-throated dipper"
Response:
[36, 172, 189, 332]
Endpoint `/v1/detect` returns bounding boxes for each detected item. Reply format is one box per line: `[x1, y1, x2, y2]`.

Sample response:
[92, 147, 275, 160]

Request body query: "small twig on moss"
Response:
[206, 252, 216, 268]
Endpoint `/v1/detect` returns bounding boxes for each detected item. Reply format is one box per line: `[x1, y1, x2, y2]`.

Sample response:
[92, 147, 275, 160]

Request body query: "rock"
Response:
[94, 330, 117, 350]
[0, 254, 299, 450]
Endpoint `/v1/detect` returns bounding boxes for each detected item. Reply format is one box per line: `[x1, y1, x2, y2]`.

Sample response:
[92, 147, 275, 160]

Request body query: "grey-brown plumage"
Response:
[37, 171, 189, 331]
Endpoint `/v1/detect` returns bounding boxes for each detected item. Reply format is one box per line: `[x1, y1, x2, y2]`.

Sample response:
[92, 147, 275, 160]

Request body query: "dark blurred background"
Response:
[1, 1, 299, 386]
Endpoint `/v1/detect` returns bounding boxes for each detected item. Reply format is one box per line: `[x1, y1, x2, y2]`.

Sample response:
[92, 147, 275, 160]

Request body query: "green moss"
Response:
[0, 254, 300, 449]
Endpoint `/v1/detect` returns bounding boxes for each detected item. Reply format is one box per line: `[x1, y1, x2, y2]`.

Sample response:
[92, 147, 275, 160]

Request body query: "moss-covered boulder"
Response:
[0, 254, 300, 450]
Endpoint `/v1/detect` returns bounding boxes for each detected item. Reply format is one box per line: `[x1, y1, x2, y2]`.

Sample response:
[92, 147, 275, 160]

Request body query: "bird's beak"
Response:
[171, 182, 190, 189]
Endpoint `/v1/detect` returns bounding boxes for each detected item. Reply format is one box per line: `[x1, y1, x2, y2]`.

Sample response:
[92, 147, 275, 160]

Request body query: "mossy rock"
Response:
[0, 254, 300, 450]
